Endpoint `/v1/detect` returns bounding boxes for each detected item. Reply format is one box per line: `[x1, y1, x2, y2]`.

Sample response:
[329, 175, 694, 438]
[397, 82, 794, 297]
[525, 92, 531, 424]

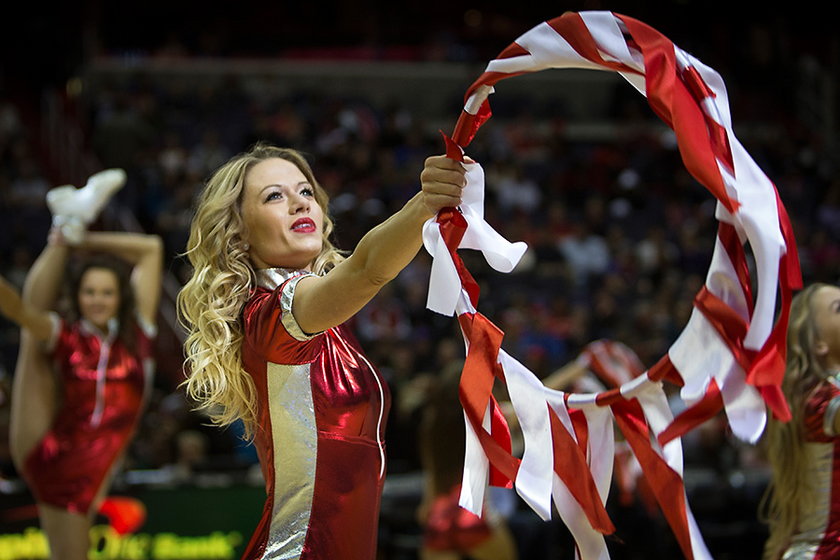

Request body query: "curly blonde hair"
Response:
[177, 143, 345, 438]
[760, 283, 834, 560]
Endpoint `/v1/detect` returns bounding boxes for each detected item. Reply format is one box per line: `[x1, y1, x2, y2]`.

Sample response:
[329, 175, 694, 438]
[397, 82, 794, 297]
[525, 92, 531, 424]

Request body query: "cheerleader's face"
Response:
[241, 157, 324, 271]
[813, 285, 840, 369]
[78, 267, 120, 331]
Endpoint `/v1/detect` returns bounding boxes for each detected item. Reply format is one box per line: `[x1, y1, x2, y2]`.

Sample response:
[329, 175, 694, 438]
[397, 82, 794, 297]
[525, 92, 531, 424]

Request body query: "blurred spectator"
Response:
[91, 90, 156, 173]
[164, 429, 211, 484]
[8, 157, 50, 209]
[186, 128, 232, 179]
[557, 219, 611, 288]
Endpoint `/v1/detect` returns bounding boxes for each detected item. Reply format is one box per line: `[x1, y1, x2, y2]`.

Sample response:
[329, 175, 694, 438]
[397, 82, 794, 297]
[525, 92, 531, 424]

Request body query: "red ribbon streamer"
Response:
[657, 379, 723, 447]
[611, 398, 695, 560]
[746, 190, 802, 421]
[439, 11, 804, 558]
[548, 406, 615, 534]
[458, 312, 519, 487]
[618, 15, 739, 214]
[717, 223, 754, 315]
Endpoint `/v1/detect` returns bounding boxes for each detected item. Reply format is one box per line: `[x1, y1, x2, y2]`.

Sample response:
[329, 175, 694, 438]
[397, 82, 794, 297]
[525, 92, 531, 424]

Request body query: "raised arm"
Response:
[1, 228, 73, 340]
[79, 232, 164, 326]
[293, 155, 466, 335]
[0, 276, 54, 340]
[23, 229, 71, 311]
[543, 360, 588, 391]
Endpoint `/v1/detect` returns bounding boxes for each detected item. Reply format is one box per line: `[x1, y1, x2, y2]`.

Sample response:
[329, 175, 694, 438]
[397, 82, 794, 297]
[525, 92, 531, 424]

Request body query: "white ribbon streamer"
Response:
[423, 161, 528, 316]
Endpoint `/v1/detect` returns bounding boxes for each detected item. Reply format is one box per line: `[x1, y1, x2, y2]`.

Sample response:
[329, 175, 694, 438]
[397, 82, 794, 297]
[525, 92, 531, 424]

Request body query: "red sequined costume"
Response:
[22, 315, 154, 514]
[240, 268, 391, 560]
[783, 380, 840, 559]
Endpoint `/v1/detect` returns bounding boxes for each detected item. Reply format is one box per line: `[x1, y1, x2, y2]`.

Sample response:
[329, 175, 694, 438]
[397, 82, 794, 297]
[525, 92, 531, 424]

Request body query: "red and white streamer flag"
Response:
[421, 10, 802, 560]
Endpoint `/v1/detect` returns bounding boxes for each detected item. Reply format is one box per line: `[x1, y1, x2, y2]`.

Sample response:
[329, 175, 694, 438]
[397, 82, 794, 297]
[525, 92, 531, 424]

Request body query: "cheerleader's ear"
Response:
[815, 339, 829, 357]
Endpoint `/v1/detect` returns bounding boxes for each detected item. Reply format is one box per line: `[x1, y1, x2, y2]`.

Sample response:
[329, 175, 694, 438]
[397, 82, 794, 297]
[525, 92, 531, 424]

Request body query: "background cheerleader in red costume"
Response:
[761, 283, 840, 560]
[0, 170, 163, 559]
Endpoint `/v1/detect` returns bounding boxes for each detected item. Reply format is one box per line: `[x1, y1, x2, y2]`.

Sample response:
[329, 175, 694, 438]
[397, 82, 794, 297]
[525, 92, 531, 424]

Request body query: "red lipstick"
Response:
[291, 218, 316, 233]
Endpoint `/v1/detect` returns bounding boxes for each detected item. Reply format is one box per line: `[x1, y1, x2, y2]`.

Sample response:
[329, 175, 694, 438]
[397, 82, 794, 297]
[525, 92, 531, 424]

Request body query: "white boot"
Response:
[75, 168, 127, 223]
[45, 169, 126, 244]
[46, 185, 86, 245]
